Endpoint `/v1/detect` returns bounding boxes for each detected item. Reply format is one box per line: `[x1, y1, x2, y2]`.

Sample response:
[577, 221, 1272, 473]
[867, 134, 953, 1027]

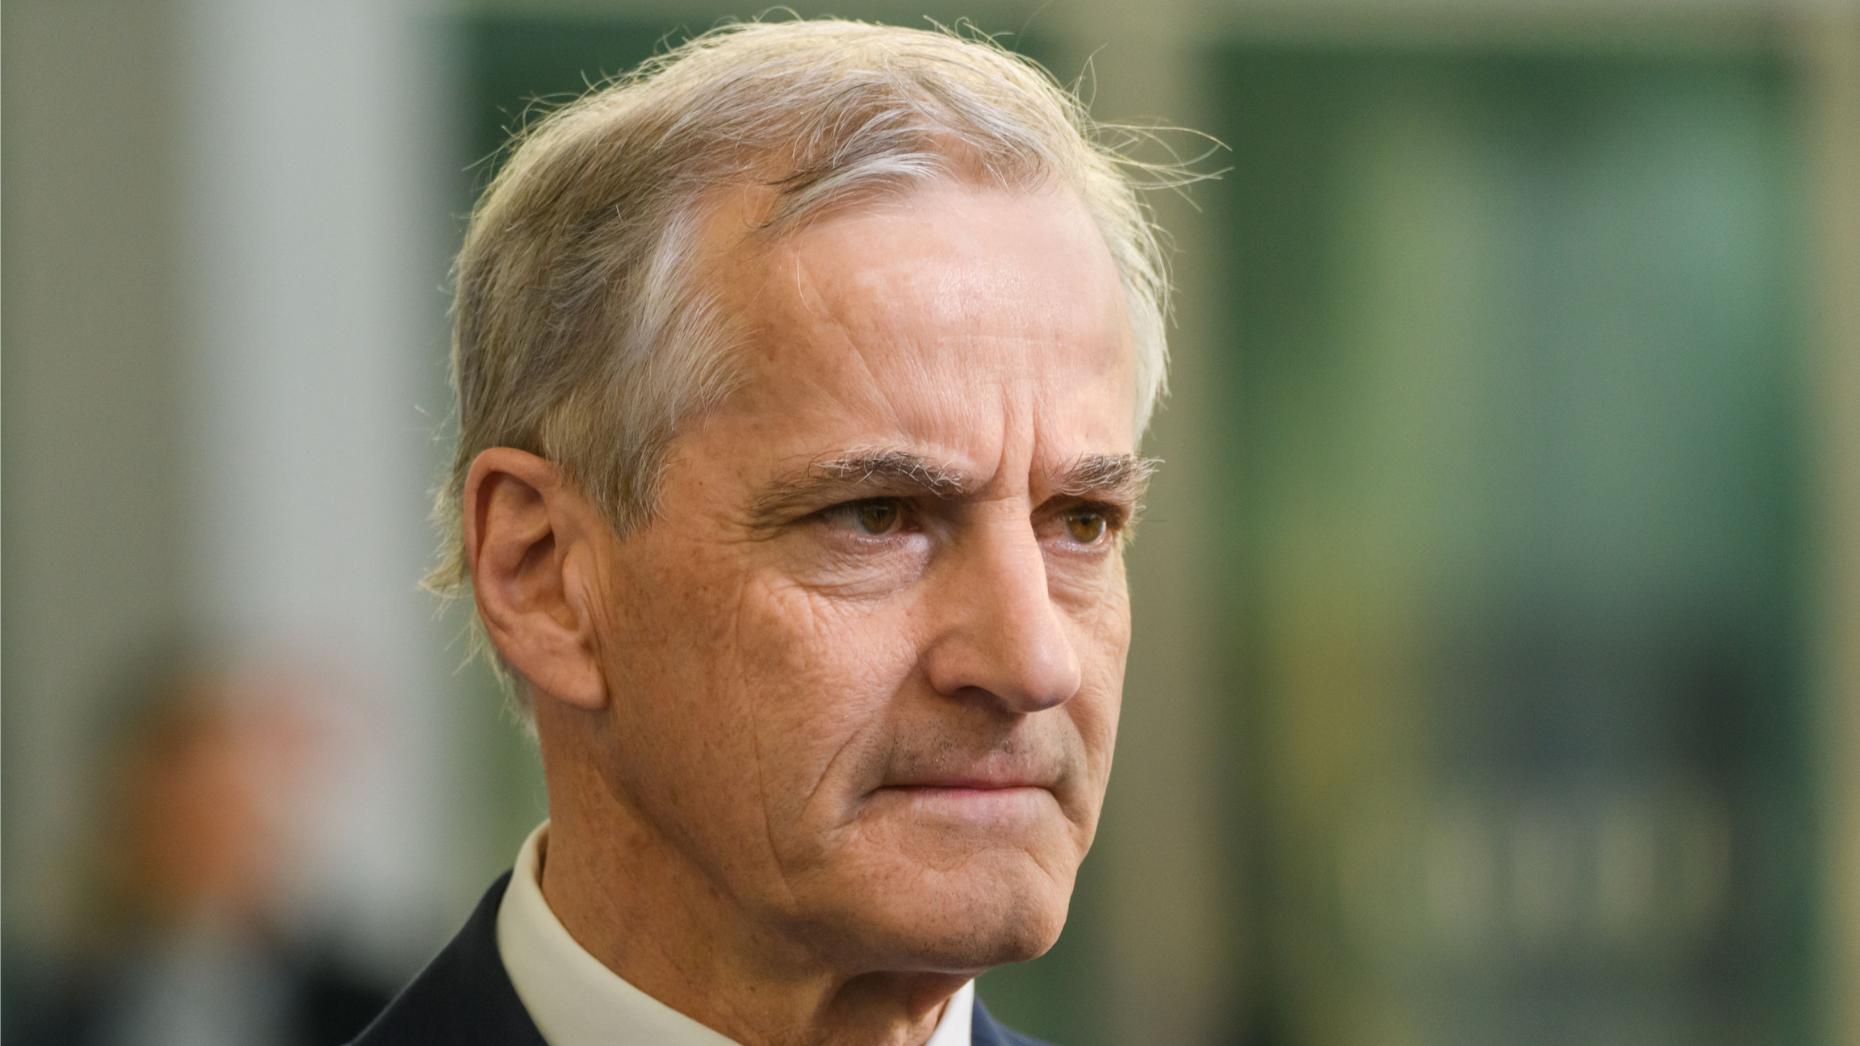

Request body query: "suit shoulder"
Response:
[349, 874, 544, 1046]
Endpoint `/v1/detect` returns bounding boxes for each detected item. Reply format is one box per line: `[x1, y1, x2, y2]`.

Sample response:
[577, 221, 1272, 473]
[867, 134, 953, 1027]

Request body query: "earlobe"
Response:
[463, 448, 610, 710]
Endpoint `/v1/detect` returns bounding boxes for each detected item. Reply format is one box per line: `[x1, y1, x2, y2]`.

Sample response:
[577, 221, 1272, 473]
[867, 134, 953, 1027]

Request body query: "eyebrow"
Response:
[744, 448, 1160, 530]
[1053, 453, 1161, 508]
[745, 450, 966, 529]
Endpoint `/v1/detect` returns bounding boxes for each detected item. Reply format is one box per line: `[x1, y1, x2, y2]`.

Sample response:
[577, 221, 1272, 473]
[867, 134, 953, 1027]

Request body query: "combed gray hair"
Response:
[431, 17, 1190, 703]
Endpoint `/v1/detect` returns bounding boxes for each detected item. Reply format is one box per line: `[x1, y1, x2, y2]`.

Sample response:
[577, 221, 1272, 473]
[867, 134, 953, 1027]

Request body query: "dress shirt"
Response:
[495, 822, 974, 1046]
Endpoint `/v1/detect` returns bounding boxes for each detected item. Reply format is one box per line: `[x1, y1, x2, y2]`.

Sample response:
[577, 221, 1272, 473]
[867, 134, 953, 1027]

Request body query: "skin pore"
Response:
[465, 179, 1146, 1046]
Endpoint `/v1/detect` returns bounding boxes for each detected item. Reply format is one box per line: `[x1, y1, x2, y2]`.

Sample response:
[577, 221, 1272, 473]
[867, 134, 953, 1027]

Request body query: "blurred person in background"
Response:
[5, 651, 391, 1046]
[354, 17, 1184, 1046]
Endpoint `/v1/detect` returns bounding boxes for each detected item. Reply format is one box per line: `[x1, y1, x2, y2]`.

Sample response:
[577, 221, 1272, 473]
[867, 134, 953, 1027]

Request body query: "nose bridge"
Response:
[925, 512, 1083, 712]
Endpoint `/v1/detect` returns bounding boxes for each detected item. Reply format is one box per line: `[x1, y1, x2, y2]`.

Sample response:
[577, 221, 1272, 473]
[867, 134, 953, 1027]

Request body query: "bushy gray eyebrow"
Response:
[813, 450, 969, 497]
[1053, 453, 1160, 506]
[743, 448, 1160, 531]
[745, 450, 967, 529]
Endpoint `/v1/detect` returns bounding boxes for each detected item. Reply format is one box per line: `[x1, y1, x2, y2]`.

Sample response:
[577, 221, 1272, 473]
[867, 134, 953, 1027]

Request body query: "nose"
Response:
[922, 523, 1083, 713]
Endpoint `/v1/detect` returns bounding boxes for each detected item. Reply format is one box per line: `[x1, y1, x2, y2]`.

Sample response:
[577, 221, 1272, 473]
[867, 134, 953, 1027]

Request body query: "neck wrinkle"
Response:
[539, 796, 965, 1046]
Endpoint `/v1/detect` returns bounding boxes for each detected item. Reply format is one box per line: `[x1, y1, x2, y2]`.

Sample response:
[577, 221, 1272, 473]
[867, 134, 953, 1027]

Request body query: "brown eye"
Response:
[853, 500, 901, 535]
[1064, 510, 1108, 544]
[820, 498, 911, 540]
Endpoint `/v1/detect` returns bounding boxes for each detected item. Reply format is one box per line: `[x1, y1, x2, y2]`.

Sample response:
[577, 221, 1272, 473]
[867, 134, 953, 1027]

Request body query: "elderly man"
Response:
[356, 18, 1174, 1046]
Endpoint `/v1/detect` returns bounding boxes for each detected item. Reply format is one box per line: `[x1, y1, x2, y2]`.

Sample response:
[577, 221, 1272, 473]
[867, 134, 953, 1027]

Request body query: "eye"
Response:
[824, 498, 907, 536]
[1062, 508, 1110, 545]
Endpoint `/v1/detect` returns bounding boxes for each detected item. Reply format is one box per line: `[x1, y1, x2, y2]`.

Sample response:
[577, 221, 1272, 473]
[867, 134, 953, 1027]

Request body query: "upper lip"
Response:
[880, 760, 1060, 791]
[886, 777, 1047, 790]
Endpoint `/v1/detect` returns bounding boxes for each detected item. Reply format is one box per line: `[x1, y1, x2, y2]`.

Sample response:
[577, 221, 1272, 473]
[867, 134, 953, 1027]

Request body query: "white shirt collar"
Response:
[494, 822, 974, 1046]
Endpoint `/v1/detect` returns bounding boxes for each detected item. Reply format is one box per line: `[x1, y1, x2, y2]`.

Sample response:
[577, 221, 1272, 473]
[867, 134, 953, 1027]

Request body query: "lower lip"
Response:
[871, 786, 1052, 822]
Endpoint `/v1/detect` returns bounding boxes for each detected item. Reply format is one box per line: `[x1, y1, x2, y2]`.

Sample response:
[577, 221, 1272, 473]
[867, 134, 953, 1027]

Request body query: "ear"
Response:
[462, 448, 610, 710]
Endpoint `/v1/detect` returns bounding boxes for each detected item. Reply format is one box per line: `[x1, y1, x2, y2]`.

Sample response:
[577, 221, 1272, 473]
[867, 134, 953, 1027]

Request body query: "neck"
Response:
[538, 778, 967, 1046]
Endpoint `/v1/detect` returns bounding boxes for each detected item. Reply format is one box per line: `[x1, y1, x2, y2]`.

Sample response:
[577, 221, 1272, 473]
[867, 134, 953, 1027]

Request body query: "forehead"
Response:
[698, 180, 1136, 475]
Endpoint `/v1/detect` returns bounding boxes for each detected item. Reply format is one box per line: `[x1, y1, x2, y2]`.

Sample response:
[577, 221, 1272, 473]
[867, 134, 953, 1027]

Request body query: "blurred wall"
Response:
[6, 0, 194, 950]
[1801, 16, 1860, 1046]
[4, 0, 476, 976]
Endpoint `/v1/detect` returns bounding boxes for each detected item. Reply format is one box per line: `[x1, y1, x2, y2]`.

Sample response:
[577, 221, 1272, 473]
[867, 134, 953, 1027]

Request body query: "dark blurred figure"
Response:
[5, 653, 392, 1046]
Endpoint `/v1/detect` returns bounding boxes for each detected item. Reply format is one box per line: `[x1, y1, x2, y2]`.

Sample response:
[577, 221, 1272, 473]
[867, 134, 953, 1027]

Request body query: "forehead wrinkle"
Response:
[766, 243, 911, 408]
[786, 245, 830, 323]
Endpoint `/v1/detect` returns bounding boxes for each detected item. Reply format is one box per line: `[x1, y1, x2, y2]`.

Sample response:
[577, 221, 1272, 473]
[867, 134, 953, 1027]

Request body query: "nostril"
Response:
[923, 603, 1081, 713]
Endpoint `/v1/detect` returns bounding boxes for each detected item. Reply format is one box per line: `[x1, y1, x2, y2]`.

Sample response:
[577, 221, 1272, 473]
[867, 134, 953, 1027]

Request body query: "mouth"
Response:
[887, 774, 1048, 791]
[868, 781, 1057, 822]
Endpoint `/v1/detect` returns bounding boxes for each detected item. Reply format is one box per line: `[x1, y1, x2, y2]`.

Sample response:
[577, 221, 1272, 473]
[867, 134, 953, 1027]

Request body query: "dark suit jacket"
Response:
[8, 933, 389, 1046]
[352, 873, 1052, 1046]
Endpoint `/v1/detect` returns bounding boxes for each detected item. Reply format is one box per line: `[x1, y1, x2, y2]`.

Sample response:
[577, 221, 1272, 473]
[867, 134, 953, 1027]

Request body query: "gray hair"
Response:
[431, 18, 1190, 703]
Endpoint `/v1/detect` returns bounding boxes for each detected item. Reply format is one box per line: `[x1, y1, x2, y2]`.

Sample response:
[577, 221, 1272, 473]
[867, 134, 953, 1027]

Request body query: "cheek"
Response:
[1075, 678, 1122, 797]
[593, 548, 768, 832]
[1072, 596, 1132, 785]
[714, 574, 924, 835]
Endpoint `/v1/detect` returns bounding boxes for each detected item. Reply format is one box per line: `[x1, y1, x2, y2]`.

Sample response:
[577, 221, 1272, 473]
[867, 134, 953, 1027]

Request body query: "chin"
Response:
[806, 850, 1077, 973]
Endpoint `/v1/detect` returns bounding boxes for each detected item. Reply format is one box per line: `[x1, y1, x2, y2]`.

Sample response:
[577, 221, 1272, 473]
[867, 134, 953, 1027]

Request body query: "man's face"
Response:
[582, 181, 1141, 973]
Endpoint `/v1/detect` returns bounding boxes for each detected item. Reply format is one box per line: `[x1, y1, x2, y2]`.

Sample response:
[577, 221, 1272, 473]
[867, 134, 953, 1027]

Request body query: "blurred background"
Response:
[5, 0, 1857, 1043]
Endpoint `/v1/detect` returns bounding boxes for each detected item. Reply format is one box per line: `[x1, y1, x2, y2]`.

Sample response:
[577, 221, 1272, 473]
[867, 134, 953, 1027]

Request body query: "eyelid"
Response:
[816, 496, 918, 532]
[810, 495, 1130, 541]
[1053, 498, 1131, 529]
